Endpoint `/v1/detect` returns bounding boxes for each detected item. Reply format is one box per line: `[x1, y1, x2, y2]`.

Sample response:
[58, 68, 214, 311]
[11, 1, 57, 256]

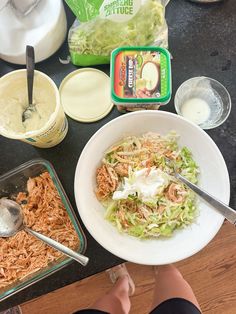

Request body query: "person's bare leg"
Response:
[150, 264, 201, 312]
[91, 275, 131, 314]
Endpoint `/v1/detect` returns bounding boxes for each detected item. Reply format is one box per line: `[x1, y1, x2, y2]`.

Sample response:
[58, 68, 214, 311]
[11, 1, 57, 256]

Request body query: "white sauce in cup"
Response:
[180, 98, 211, 125]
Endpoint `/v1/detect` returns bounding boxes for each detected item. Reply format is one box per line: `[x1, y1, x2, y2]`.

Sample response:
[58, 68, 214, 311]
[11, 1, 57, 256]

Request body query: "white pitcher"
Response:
[0, 0, 67, 64]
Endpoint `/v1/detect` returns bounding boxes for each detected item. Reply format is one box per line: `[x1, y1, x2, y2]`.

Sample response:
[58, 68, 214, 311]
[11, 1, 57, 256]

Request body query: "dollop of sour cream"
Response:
[112, 167, 169, 201]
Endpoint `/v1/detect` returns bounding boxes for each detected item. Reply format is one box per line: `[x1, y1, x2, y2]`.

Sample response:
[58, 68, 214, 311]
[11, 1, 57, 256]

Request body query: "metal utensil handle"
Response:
[26, 45, 35, 105]
[176, 173, 236, 225]
[25, 227, 89, 266]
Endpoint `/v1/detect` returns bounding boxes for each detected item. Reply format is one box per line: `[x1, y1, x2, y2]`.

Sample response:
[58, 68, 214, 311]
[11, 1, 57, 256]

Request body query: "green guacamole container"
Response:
[111, 46, 172, 111]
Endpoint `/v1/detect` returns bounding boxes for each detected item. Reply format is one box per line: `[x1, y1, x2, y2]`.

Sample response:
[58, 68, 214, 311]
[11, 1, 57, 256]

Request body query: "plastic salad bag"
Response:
[65, 0, 170, 66]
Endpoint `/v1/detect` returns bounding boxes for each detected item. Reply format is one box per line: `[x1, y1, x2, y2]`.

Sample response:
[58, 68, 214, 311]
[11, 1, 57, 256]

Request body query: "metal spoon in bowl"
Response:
[22, 45, 36, 122]
[0, 198, 89, 266]
[165, 158, 236, 225]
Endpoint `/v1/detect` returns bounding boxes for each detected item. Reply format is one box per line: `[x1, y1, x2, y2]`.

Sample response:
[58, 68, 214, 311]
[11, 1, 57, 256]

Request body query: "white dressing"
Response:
[180, 97, 210, 125]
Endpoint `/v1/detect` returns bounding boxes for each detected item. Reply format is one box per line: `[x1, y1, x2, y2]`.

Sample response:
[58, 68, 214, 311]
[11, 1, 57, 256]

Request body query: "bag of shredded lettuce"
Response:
[65, 0, 170, 66]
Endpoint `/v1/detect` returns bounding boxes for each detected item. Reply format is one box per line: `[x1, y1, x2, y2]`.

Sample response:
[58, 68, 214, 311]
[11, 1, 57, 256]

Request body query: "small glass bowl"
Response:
[174, 77, 231, 129]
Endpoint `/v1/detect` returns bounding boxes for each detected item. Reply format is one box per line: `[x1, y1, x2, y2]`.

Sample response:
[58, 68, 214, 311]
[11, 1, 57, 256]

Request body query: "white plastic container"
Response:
[0, 70, 68, 147]
[0, 0, 67, 64]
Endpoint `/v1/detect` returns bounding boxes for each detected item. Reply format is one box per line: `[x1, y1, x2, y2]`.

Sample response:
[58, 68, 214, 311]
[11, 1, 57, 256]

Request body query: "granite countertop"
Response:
[0, 0, 235, 310]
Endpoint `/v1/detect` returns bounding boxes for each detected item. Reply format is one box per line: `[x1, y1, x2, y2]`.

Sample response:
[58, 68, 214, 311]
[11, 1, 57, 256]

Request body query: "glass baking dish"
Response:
[0, 158, 87, 302]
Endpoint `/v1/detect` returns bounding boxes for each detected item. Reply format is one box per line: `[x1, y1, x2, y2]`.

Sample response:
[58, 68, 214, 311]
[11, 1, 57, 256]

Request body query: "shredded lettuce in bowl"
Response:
[95, 132, 199, 239]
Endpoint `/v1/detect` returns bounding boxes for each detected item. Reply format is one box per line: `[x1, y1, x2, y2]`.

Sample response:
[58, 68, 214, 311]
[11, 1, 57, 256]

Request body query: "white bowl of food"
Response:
[74, 111, 230, 265]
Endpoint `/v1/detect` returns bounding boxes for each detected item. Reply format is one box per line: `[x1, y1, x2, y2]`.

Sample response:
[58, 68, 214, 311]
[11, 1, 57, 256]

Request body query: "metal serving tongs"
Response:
[166, 158, 236, 225]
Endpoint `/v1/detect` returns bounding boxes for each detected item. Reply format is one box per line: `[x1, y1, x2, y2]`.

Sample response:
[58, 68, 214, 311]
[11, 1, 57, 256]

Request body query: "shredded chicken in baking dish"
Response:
[0, 172, 79, 288]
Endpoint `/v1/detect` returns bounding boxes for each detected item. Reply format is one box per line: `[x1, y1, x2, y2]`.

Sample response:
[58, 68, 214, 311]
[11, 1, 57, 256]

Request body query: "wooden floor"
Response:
[21, 221, 236, 314]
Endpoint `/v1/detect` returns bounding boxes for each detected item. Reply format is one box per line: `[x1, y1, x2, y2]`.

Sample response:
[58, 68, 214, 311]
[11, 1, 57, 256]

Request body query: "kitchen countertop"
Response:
[0, 0, 235, 310]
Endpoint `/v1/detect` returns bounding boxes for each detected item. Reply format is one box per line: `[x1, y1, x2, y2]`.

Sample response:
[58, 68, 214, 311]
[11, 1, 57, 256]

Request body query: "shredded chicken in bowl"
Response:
[95, 132, 199, 239]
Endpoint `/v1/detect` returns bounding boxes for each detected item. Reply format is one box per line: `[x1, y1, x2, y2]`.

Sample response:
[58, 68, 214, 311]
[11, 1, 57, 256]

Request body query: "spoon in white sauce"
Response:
[22, 45, 36, 122]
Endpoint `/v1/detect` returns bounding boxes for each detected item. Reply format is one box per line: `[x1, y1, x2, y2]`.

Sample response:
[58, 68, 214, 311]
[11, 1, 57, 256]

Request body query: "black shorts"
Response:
[74, 297, 201, 314]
